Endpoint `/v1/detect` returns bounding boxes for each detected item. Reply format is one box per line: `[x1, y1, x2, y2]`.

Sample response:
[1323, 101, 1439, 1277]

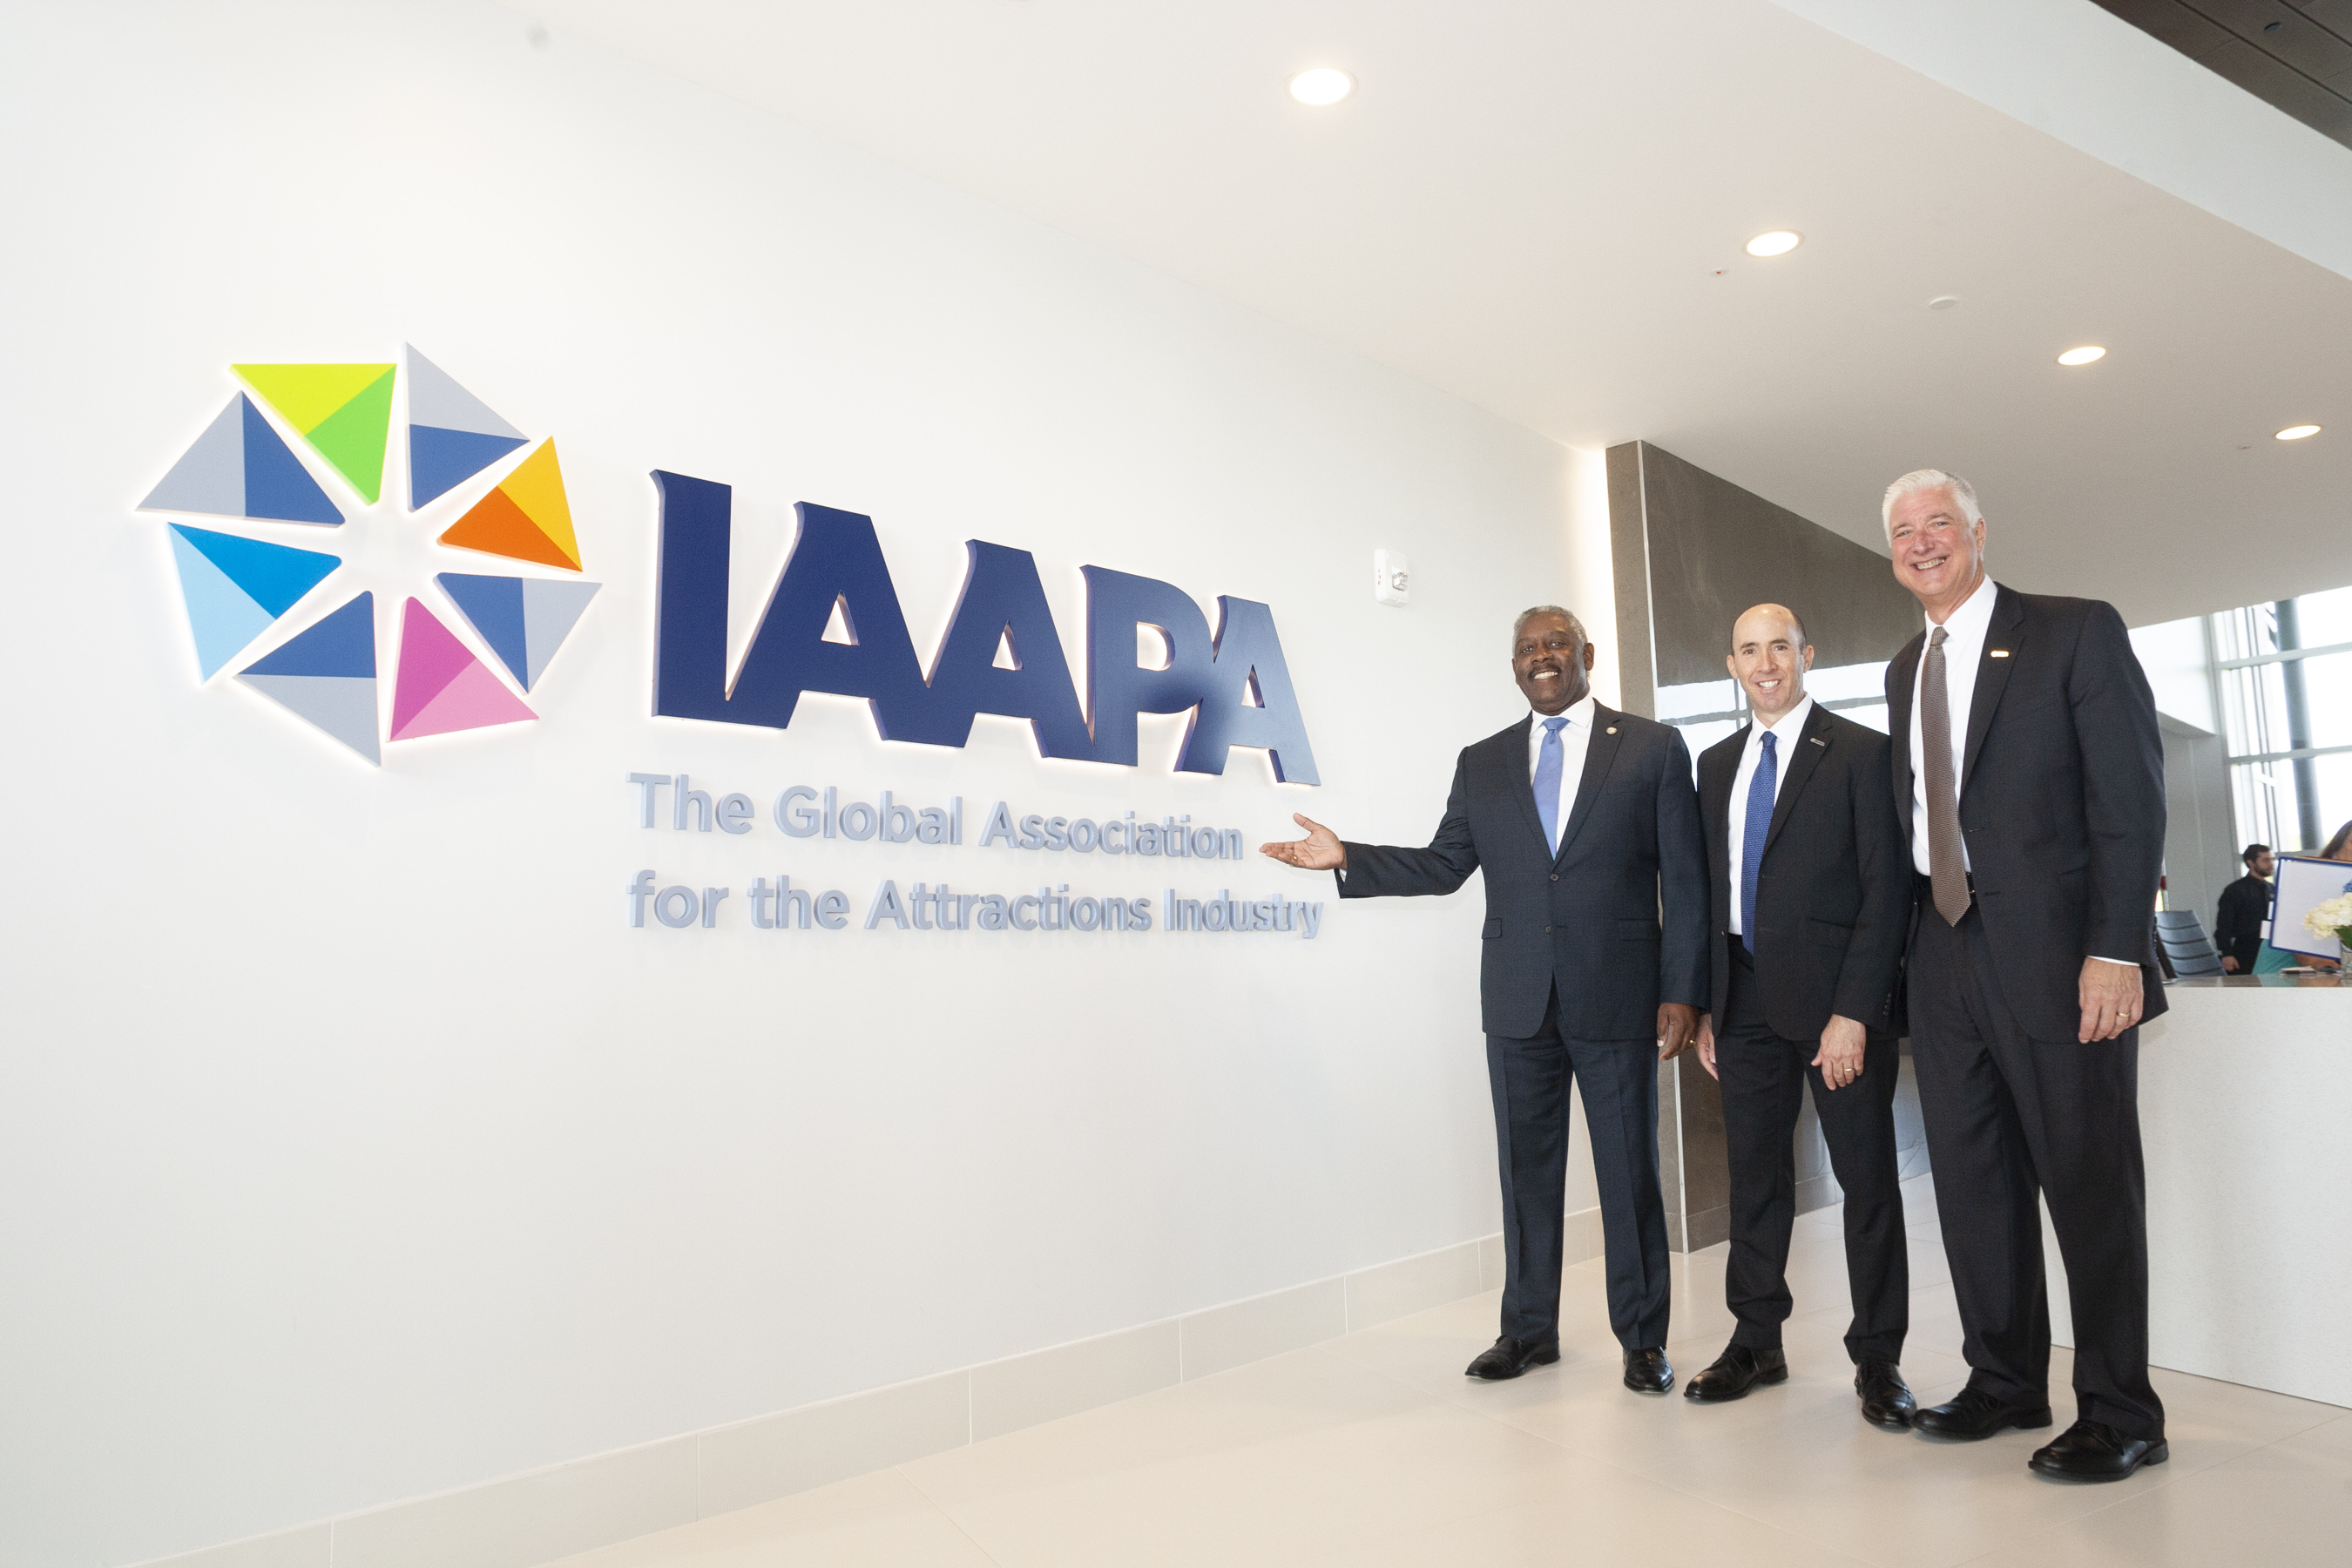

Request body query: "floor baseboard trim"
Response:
[134, 1217, 1608, 1568]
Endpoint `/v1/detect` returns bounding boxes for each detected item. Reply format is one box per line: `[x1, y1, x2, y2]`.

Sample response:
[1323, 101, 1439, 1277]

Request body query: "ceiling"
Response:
[2091, 0, 2352, 149]
[506, 0, 2352, 627]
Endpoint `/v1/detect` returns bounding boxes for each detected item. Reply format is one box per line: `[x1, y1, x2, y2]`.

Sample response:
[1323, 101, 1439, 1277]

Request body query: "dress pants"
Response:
[1716, 944, 1908, 1362]
[1487, 984, 1672, 1350]
[1909, 901, 2165, 1440]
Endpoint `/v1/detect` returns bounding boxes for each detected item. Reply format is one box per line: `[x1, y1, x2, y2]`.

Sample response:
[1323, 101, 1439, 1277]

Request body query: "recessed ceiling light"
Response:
[1745, 230, 1801, 258]
[2276, 423, 2322, 441]
[2057, 345, 2106, 366]
[1288, 68, 1354, 106]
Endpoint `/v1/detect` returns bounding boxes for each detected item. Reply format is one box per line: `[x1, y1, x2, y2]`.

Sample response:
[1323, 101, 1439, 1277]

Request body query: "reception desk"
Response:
[2044, 976, 2351, 1406]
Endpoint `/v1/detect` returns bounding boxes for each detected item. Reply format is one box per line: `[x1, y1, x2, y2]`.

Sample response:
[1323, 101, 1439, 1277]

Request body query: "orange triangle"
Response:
[435, 440, 581, 570]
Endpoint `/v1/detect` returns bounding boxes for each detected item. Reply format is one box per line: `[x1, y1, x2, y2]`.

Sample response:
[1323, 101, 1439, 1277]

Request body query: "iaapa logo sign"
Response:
[650, 473, 1320, 784]
[138, 350, 1318, 783]
[134, 347, 598, 764]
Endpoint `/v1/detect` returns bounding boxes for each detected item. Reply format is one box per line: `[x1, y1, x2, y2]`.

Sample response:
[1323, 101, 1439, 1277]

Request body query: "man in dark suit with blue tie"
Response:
[1686, 605, 1915, 1427]
[1262, 607, 1709, 1393]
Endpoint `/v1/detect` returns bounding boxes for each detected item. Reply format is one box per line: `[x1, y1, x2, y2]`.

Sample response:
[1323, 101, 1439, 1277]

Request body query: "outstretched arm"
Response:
[1262, 753, 1481, 897]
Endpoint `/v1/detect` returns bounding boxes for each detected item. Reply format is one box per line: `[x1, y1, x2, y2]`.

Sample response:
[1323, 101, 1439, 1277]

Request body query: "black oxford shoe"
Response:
[1683, 1342, 1788, 1403]
[1855, 1360, 1916, 1429]
[1622, 1347, 1673, 1395]
[2029, 1420, 2169, 1482]
[1464, 1335, 1559, 1381]
[1911, 1385, 2054, 1441]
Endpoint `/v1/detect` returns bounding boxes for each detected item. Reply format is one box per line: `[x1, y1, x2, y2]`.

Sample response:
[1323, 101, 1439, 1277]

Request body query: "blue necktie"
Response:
[1740, 729, 1778, 955]
[1533, 716, 1569, 854]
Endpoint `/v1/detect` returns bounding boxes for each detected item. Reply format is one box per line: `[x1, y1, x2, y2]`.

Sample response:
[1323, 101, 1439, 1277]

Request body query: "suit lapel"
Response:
[1760, 704, 1831, 858]
[1556, 704, 1625, 863]
[1701, 723, 1747, 845]
[1504, 715, 1550, 858]
[1887, 632, 1924, 816]
[1961, 585, 2027, 793]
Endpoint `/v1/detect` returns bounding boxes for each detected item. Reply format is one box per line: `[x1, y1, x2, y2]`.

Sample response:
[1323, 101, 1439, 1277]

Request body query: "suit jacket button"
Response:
[1550, 873, 1558, 882]
[1544, 924, 1553, 933]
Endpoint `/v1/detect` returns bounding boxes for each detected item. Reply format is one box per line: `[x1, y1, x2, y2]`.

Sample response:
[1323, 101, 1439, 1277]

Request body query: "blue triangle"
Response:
[409, 425, 527, 509]
[169, 528, 277, 679]
[240, 395, 345, 524]
[244, 592, 375, 679]
[435, 573, 530, 687]
[173, 524, 339, 617]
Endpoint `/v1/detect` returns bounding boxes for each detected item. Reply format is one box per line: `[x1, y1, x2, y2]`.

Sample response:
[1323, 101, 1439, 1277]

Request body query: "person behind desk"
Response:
[2254, 821, 2351, 974]
[1260, 606, 1708, 1396]
[2214, 844, 2274, 974]
[1686, 605, 1916, 1429]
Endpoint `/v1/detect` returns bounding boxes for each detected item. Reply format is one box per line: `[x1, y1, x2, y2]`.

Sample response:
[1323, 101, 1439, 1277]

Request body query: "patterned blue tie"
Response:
[1533, 716, 1569, 854]
[1740, 729, 1778, 954]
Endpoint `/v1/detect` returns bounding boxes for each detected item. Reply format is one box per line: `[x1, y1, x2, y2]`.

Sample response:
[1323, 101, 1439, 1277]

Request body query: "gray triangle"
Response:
[140, 395, 247, 514]
[238, 673, 381, 764]
[404, 344, 524, 440]
[517, 578, 600, 691]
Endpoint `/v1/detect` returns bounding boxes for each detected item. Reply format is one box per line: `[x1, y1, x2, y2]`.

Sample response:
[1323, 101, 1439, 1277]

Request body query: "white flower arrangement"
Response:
[2302, 892, 2352, 948]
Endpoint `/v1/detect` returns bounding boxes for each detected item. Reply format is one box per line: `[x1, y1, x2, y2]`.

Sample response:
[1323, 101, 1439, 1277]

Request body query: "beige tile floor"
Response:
[548, 1177, 2351, 1566]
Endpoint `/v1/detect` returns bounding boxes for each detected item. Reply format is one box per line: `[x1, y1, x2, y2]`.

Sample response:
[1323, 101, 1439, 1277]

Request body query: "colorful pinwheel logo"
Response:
[138, 348, 599, 764]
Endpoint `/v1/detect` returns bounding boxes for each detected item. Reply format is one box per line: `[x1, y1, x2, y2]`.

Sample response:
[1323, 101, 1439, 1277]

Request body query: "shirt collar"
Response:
[1530, 694, 1596, 731]
[1751, 693, 1815, 742]
[1927, 572, 1997, 640]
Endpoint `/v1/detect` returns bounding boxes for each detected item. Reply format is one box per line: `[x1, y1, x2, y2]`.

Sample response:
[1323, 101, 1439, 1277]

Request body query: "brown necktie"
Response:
[1921, 625, 1971, 925]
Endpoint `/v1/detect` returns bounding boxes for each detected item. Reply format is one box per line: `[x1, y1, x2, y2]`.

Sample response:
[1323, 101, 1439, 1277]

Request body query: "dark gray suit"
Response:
[1339, 705, 1707, 1348]
[1887, 584, 2167, 1440]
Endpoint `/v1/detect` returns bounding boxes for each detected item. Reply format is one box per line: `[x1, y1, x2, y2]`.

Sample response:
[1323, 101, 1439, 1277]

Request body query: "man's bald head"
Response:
[1731, 603, 1807, 651]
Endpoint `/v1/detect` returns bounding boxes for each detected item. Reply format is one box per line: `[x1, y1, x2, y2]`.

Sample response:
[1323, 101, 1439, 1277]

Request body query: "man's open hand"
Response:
[1657, 1003, 1700, 1061]
[1260, 813, 1346, 871]
[1694, 1014, 1718, 1079]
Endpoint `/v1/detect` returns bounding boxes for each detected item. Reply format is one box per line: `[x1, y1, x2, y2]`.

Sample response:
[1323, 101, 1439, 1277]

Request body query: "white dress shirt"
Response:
[1527, 695, 1597, 855]
[1909, 574, 2132, 968]
[1908, 573, 1997, 877]
[1726, 694, 1815, 936]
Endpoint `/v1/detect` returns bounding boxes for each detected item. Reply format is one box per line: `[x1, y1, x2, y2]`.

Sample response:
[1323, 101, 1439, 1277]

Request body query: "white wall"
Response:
[0, 4, 1602, 1564]
[2130, 614, 2218, 733]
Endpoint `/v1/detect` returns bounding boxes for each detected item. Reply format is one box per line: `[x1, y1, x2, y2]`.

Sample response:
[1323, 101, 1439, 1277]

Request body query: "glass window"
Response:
[2292, 585, 2352, 650]
[1656, 679, 1740, 723]
[1808, 661, 1889, 704]
[2297, 652, 2352, 750]
[2213, 585, 2352, 855]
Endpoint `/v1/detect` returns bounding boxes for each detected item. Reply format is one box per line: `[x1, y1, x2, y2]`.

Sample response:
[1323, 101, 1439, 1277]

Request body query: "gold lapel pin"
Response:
[1810, 736, 1827, 747]
[1605, 726, 1618, 734]
[1990, 649, 2011, 658]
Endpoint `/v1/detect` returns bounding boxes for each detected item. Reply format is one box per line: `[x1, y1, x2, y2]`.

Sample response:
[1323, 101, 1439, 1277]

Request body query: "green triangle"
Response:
[233, 363, 395, 433]
[300, 367, 396, 504]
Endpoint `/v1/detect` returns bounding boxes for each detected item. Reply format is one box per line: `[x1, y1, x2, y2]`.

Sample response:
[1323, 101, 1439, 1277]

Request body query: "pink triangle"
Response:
[392, 598, 476, 732]
[390, 658, 536, 740]
[389, 598, 534, 740]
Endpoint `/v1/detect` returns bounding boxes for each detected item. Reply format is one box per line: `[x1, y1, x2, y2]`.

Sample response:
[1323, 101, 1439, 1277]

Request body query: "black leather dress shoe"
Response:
[1622, 1347, 1673, 1394]
[1855, 1360, 1916, 1429]
[1464, 1335, 1559, 1381]
[2029, 1420, 2169, 1482]
[1911, 1385, 2054, 1441]
[1683, 1343, 1788, 1402]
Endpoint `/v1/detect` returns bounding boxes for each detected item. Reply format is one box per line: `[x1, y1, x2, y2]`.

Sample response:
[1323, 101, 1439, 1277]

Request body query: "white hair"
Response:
[1881, 469, 1981, 541]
